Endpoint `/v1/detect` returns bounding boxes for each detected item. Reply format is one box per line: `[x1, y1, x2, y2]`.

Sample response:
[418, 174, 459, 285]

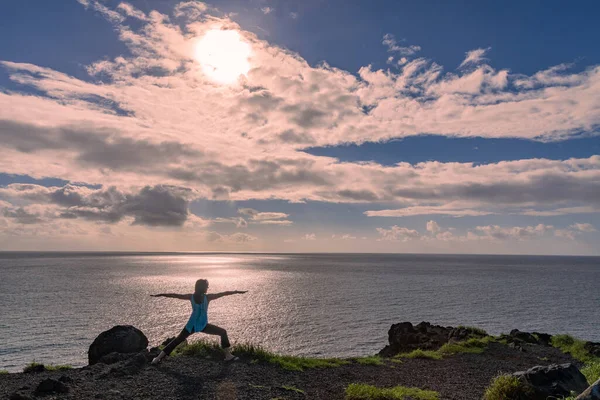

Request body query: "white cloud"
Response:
[459, 47, 491, 68]
[302, 233, 316, 240]
[376, 225, 420, 241]
[570, 223, 596, 232]
[0, 1, 599, 251]
[475, 224, 553, 240]
[289, 12, 298, 19]
[426, 220, 441, 234]
[382, 34, 421, 56]
[261, 7, 273, 14]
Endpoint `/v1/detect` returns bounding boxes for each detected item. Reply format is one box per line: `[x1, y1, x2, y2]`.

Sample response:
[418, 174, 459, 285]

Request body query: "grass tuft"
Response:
[23, 362, 73, 373]
[0, 370, 9, 374]
[483, 375, 531, 400]
[395, 349, 442, 360]
[346, 383, 439, 400]
[353, 356, 384, 366]
[173, 339, 222, 358]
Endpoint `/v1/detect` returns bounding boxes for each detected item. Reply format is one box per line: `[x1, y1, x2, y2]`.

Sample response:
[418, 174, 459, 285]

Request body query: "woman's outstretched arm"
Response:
[207, 291, 247, 301]
[150, 293, 192, 300]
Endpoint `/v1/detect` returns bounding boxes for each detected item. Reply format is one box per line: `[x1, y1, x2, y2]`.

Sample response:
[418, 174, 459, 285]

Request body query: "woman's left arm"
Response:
[207, 291, 247, 301]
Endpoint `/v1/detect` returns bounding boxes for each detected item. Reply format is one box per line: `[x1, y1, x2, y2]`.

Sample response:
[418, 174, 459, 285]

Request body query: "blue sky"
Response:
[0, 0, 599, 253]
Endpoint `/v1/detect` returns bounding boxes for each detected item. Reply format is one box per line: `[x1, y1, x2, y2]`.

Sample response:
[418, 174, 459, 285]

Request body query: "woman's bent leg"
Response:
[201, 323, 231, 348]
[163, 328, 192, 355]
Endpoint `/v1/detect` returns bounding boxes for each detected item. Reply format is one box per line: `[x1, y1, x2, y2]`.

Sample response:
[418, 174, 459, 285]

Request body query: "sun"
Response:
[194, 29, 251, 84]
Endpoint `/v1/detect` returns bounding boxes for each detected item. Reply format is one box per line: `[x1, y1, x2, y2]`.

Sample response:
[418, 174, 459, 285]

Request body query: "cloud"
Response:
[0, 184, 193, 226]
[0, 0, 599, 249]
[289, 12, 298, 19]
[376, 225, 420, 241]
[426, 220, 441, 234]
[475, 224, 553, 240]
[459, 47, 491, 68]
[302, 233, 316, 240]
[261, 7, 273, 14]
[207, 231, 257, 243]
[237, 208, 292, 225]
[382, 34, 421, 56]
[570, 223, 596, 232]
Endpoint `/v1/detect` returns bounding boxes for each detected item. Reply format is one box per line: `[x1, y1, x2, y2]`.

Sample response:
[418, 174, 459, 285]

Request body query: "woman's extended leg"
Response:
[202, 323, 236, 360]
[152, 328, 191, 364]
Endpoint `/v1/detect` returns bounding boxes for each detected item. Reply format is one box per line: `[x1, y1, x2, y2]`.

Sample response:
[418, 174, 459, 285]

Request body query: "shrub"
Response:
[483, 375, 531, 400]
[346, 383, 439, 400]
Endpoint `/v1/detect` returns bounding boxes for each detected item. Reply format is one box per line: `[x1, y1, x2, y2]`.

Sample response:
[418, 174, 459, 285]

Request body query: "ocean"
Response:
[0, 252, 598, 372]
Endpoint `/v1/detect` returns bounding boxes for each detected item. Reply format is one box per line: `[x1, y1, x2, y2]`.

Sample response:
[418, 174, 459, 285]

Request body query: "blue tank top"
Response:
[185, 294, 208, 333]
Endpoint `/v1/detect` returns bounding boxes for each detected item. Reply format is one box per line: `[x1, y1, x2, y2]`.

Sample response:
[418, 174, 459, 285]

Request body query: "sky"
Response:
[1, 0, 599, 254]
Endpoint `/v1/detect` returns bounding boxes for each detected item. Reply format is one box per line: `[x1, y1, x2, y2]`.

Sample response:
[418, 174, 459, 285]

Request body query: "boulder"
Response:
[379, 321, 452, 356]
[448, 326, 488, 342]
[88, 325, 148, 365]
[35, 378, 69, 395]
[577, 377, 600, 400]
[513, 363, 588, 400]
[509, 329, 552, 346]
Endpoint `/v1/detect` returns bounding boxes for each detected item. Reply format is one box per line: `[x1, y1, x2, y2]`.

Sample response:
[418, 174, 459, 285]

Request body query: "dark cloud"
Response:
[3, 184, 192, 226]
[0, 119, 202, 171]
[2, 207, 43, 224]
[278, 130, 315, 144]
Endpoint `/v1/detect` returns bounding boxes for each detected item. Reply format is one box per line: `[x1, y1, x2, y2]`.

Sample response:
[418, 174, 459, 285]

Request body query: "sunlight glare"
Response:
[194, 29, 251, 84]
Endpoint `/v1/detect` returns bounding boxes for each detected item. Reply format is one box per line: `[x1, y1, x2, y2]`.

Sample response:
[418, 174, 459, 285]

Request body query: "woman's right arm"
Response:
[150, 293, 191, 300]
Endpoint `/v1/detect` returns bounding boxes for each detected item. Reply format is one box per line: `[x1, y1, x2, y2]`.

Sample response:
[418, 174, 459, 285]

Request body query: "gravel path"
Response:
[0, 343, 578, 400]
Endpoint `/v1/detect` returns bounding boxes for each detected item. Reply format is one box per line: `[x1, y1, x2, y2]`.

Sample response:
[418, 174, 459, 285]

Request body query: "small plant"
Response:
[483, 375, 531, 400]
[346, 383, 439, 400]
[353, 356, 384, 366]
[0, 370, 9, 374]
[552, 335, 595, 363]
[173, 339, 222, 358]
[281, 385, 305, 394]
[45, 364, 73, 371]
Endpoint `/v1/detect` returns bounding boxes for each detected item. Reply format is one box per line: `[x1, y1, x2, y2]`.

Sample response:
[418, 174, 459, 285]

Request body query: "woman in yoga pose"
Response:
[150, 279, 247, 364]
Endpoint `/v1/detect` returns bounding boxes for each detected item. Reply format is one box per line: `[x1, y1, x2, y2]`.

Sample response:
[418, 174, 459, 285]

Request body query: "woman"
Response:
[150, 279, 247, 364]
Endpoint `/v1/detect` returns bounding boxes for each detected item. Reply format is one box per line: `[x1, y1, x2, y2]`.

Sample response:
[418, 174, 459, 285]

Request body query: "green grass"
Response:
[396, 349, 442, 360]
[281, 385, 305, 394]
[395, 337, 494, 360]
[345, 383, 439, 400]
[22, 362, 73, 373]
[483, 375, 531, 400]
[551, 334, 600, 384]
[176, 340, 348, 371]
[0, 370, 9, 374]
[581, 360, 600, 384]
[353, 356, 384, 366]
[551, 335, 595, 363]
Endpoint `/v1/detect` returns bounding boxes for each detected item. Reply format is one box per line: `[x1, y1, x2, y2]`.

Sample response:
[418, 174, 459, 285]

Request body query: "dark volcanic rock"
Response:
[514, 363, 588, 400]
[35, 378, 69, 395]
[109, 352, 147, 376]
[509, 329, 552, 346]
[585, 342, 600, 358]
[23, 364, 45, 373]
[88, 325, 148, 365]
[577, 377, 600, 400]
[9, 393, 32, 400]
[379, 321, 490, 356]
